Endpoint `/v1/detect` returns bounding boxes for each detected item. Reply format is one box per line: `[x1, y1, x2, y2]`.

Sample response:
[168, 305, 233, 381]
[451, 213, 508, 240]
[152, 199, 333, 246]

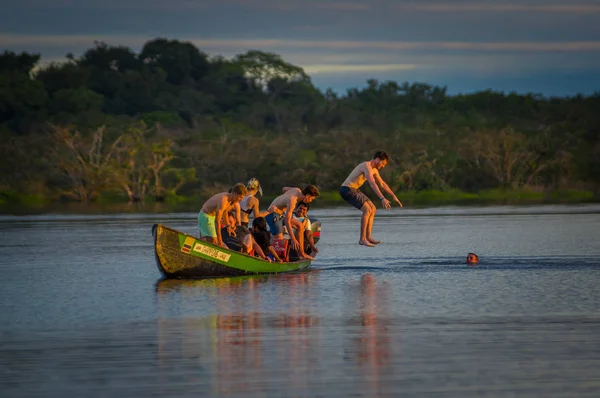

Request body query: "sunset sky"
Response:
[2, 0, 599, 96]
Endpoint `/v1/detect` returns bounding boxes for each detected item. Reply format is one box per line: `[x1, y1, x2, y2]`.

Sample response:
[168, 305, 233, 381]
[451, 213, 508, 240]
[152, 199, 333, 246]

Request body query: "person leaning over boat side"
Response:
[252, 217, 283, 262]
[239, 177, 270, 230]
[198, 183, 247, 248]
[221, 211, 271, 261]
[265, 185, 319, 260]
[291, 201, 318, 257]
[340, 150, 403, 247]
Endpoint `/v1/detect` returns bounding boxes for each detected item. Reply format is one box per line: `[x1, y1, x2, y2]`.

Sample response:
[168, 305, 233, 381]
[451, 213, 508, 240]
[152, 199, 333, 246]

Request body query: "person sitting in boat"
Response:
[291, 201, 318, 257]
[265, 185, 320, 260]
[221, 211, 271, 261]
[198, 183, 247, 249]
[239, 177, 270, 230]
[251, 216, 283, 262]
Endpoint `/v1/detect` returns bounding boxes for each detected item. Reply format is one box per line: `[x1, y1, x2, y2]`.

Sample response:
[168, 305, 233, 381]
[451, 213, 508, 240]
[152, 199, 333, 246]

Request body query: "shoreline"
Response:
[1, 188, 597, 215]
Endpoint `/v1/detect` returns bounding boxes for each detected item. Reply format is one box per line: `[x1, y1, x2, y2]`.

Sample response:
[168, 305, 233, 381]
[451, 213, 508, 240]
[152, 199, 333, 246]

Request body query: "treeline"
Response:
[1, 39, 599, 204]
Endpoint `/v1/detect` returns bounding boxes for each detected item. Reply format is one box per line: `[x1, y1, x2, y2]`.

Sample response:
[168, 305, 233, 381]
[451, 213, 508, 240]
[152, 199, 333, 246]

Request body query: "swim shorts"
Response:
[198, 211, 217, 238]
[339, 186, 370, 210]
[265, 212, 285, 236]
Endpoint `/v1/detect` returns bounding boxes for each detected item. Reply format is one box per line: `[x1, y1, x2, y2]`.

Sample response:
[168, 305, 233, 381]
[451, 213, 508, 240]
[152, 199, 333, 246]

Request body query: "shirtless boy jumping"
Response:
[198, 183, 248, 248]
[266, 185, 319, 260]
[339, 151, 403, 247]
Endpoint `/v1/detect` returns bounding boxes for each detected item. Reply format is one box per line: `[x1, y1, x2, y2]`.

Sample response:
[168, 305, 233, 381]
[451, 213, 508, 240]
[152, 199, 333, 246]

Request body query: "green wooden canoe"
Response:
[152, 224, 312, 279]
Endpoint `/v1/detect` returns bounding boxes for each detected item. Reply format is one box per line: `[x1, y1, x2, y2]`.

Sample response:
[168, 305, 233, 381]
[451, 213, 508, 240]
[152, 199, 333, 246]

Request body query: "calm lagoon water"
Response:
[1, 204, 600, 397]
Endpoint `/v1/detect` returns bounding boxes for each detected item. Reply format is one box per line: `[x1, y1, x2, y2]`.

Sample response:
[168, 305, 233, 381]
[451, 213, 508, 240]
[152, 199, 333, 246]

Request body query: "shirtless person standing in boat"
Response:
[340, 151, 403, 247]
[198, 183, 248, 248]
[266, 185, 320, 260]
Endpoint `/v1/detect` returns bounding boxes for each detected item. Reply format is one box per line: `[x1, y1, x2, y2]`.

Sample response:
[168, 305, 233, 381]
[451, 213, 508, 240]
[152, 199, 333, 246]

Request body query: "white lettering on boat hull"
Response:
[193, 243, 231, 262]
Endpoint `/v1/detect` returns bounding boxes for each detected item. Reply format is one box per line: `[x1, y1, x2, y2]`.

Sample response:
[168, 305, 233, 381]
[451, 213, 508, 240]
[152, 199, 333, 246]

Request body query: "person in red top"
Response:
[251, 217, 283, 263]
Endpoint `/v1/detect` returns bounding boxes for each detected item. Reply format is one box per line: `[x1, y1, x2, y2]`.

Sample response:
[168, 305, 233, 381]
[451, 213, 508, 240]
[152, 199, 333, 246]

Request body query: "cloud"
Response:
[396, 2, 600, 13]
[3, 33, 599, 80]
[303, 64, 419, 74]
[1, 0, 596, 96]
[9, 0, 370, 11]
[260, 1, 370, 11]
[3, 34, 600, 53]
[3, 0, 212, 10]
[15, 0, 599, 13]
[3, 0, 598, 47]
[0, 34, 147, 48]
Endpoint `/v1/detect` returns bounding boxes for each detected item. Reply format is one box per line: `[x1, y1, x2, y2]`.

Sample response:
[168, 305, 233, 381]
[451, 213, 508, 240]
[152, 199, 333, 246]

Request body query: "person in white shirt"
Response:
[291, 202, 318, 256]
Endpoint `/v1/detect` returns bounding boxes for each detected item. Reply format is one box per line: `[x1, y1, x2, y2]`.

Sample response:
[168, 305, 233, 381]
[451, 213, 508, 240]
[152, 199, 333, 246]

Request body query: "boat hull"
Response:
[152, 224, 312, 279]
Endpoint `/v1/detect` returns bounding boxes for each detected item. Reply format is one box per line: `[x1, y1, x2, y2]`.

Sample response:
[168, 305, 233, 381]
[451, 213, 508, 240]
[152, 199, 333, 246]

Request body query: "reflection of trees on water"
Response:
[155, 273, 319, 396]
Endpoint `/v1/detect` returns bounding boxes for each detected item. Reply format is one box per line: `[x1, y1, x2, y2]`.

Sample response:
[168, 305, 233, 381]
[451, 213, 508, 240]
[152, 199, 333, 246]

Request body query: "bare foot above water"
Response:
[359, 239, 376, 247]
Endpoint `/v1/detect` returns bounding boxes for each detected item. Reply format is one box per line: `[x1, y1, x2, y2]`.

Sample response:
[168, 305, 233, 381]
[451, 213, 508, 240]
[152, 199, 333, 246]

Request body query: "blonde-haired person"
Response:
[239, 178, 270, 230]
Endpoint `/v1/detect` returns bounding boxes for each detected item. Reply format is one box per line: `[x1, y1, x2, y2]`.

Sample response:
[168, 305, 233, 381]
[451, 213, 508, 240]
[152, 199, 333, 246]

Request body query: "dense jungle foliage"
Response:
[1, 39, 599, 206]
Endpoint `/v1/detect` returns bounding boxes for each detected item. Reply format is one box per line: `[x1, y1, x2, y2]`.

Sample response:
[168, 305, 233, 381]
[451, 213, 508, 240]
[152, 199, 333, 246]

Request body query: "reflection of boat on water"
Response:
[155, 272, 321, 396]
[155, 273, 320, 333]
[155, 275, 271, 294]
[152, 223, 319, 279]
[153, 272, 399, 396]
